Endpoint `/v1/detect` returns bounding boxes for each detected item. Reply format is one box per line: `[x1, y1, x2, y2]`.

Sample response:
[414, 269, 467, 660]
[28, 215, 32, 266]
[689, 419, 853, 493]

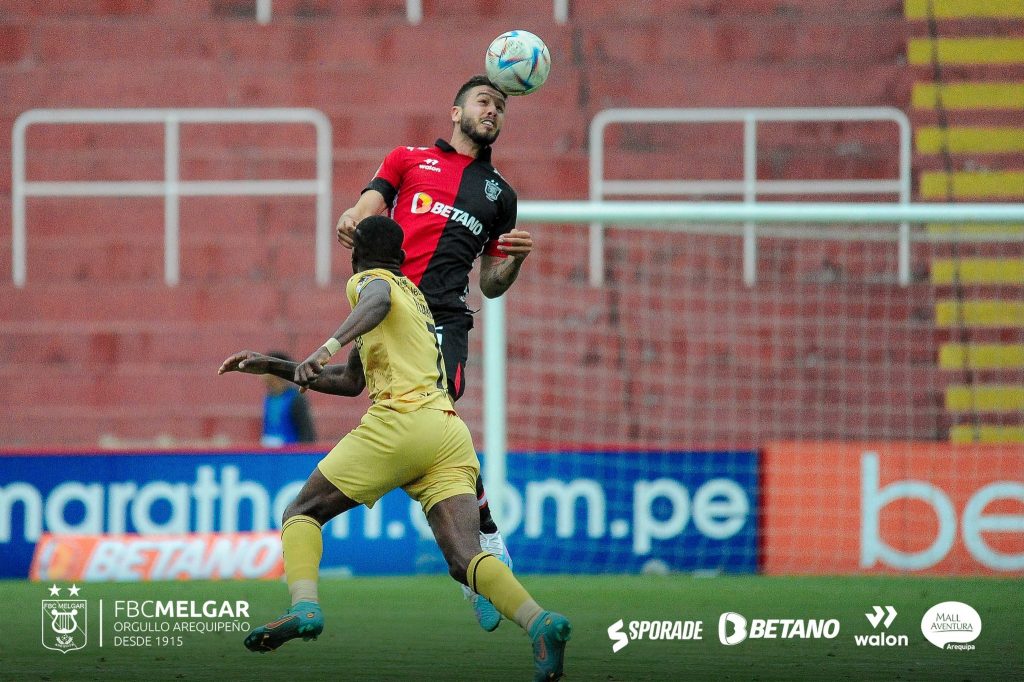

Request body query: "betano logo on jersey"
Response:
[410, 192, 484, 235]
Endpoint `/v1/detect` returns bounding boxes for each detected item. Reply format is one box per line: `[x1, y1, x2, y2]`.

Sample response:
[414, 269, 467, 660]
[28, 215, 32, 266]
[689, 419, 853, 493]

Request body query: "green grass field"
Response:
[1, 575, 1019, 681]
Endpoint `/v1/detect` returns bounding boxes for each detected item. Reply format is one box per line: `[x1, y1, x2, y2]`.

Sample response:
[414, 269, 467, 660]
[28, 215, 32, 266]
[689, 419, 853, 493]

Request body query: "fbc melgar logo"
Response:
[607, 619, 704, 652]
[921, 601, 982, 651]
[41, 584, 87, 653]
[718, 612, 840, 645]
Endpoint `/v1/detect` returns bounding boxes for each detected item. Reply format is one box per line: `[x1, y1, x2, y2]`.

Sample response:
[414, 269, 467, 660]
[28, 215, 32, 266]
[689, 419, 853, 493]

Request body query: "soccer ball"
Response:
[485, 30, 551, 96]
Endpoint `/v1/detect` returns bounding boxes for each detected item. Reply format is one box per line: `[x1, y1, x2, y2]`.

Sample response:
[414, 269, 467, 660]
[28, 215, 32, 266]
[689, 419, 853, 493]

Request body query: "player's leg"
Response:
[245, 468, 358, 652]
[247, 412, 403, 654]
[408, 412, 570, 681]
[436, 314, 513, 631]
[427, 493, 571, 682]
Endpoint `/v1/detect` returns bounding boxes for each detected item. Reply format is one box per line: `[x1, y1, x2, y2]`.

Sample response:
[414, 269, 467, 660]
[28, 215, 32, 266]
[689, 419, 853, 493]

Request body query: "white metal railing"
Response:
[255, 0, 425, 24]
[481, 200, 1024, 523]
[11, 108, 333, 288]
[251, 2, 563, 28]
[589, 107, 912, 287]
[554, 0, 569, 23]
[256, 0, 272, 24]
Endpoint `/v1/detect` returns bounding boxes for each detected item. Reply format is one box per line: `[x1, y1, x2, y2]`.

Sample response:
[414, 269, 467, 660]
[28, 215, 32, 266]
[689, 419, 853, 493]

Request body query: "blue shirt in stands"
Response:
[261, 387, 314, 447]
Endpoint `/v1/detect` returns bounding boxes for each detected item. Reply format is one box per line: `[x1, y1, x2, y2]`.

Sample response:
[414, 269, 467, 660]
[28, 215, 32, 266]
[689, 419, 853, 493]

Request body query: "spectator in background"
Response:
[260, 351, 317, 447]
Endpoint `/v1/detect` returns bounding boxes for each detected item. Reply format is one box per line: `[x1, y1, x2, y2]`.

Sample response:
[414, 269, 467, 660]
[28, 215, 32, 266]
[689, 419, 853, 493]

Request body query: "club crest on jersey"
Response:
[484, 179, 502, 202]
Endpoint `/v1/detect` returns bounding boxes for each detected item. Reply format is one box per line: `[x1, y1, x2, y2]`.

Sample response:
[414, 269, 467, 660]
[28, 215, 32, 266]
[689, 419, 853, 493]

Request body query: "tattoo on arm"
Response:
[480, 255, 523, 298]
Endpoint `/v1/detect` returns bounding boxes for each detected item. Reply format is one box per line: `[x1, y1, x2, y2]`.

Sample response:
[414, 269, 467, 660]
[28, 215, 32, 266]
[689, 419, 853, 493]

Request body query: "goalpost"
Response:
[479, 200, 1024, 576]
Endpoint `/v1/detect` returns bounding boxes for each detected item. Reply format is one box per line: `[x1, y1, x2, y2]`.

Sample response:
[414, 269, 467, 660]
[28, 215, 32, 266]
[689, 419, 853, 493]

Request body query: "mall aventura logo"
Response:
[41, 584, 87, 653]
[921, 601, 982, 651]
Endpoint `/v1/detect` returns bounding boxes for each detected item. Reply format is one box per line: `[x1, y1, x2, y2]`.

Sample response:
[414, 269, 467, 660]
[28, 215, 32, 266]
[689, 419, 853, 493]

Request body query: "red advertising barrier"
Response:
[763, 442, 1024, 575]
[30, 532, 284, 582]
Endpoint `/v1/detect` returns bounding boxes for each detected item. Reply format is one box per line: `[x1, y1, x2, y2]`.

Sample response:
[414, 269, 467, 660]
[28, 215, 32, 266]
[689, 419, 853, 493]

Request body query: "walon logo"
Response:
[854, 605, 908, 647]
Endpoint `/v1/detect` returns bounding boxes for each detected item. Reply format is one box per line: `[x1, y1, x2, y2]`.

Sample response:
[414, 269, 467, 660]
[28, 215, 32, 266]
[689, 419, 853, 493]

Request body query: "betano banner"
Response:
[763, 442, 1024, 575]
[0, 448, 759, 579]
[30, 532, 285, 582]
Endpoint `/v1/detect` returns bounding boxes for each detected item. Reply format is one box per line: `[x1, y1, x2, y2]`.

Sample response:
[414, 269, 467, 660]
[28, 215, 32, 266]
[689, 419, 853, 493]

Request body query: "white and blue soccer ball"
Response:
[485, 30, 551, 96]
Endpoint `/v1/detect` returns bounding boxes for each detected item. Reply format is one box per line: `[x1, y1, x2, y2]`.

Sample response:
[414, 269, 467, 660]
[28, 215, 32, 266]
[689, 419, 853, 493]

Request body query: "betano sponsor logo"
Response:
[718, 612, 840, 645]
[762, 443, 1024, 576]
[860, 452, 1024, 572]
[409, 192, 484, 235]
[31, 532, 283, 582]
[607, 618, 704, 652]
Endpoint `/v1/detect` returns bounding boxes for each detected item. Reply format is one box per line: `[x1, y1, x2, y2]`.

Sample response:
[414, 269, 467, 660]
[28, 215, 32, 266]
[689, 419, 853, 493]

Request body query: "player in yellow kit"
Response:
[218, 215, 570, 681]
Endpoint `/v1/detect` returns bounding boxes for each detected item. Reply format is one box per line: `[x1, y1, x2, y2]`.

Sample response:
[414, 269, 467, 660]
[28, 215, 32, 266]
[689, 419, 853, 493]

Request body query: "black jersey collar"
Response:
[435, 138, 492, 164]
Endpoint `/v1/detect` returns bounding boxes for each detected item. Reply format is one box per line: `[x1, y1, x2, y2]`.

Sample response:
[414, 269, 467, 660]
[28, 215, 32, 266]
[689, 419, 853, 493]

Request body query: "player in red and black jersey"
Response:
[335, 76, 532, 633]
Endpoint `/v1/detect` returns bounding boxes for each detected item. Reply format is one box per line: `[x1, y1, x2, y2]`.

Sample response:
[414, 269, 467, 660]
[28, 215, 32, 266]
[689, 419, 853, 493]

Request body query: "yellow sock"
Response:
[282, 515, 322, 605]
[466, 552, 543, 631]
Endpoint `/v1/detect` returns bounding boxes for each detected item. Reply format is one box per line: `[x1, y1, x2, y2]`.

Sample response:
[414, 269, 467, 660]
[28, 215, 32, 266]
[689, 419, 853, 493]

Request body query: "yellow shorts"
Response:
[317, 404, 479, 514]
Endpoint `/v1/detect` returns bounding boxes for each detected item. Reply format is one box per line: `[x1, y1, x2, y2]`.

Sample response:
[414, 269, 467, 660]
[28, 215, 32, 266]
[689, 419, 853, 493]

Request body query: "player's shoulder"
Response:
[488, 165, 518, 200]
[347, 269, 395, 294]
[389, 145, 434, 159]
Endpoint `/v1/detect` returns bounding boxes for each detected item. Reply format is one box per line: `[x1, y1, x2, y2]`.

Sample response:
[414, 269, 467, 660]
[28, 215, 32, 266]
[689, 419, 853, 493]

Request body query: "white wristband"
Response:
[322, 338, 342, 357]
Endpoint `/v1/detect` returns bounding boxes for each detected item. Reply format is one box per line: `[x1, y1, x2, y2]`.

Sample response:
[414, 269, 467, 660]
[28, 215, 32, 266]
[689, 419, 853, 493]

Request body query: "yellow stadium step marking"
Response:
[936, 299, 1024, 326]
[940, 343, 1024, 369]
[917, 126, 1024, 154]
[947, 384, 1024, 411]
[909, 38, 1024, 65]
[921, 171, 1024, 199]
[950, 424, 1024, 443]
[931, 258, 1024, 285]
[906, 0, 1024, 19]
[912, 82, 1024, 110]
[926, 222, 1024, 236]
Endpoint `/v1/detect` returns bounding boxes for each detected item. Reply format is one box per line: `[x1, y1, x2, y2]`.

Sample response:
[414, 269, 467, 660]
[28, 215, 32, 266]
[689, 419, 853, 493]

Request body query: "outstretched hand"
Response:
[218, 350, 272, 376]
[294, 347, 334, 391]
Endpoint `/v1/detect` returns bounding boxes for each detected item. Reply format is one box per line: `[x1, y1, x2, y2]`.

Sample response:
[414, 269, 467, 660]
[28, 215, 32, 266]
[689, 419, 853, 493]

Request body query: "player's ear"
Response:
[450, 105, 461, 124]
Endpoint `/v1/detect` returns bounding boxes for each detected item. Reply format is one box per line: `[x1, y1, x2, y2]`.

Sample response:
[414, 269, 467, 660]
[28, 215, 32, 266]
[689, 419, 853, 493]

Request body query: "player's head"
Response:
[352, 215, 406, 273]
[451, 75, 506, 146]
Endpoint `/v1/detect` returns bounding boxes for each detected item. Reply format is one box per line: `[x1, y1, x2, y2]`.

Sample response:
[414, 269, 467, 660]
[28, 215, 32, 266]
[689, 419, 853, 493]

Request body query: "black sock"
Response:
[477, 476, 499, 534]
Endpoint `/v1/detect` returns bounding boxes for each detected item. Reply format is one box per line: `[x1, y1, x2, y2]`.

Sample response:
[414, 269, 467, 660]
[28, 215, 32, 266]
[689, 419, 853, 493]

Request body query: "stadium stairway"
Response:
[906, 0, 1024, 443]
[0, 1, 934, 448]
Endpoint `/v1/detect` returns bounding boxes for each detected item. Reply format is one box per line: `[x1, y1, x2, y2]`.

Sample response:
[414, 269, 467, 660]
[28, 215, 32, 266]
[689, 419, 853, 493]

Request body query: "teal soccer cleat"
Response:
[529, 611, 571, 682]
[464, 532, 512, 631]
[244, 601, 324, 652]
[471, 591, 502, 632]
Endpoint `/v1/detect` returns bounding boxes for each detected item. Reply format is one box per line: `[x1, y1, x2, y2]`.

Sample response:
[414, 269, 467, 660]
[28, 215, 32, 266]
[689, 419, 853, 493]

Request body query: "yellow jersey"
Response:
[345, 268, 454, 413]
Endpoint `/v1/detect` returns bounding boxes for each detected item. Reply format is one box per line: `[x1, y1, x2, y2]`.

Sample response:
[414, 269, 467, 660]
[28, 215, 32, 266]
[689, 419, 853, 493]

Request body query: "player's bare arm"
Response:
[294, 278, 392, 388]
[479, 229, 532, 298]
[217, 349, 366, 396]
[336, 190, 389, 248]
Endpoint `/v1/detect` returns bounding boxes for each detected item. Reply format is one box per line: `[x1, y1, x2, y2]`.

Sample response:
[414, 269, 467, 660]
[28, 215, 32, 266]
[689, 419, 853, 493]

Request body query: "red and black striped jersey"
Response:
[363, 139, 517, 317]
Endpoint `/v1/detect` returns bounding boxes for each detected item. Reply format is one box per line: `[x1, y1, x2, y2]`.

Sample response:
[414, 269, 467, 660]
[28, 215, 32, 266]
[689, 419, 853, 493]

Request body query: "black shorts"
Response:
[433, 313, 473, 402]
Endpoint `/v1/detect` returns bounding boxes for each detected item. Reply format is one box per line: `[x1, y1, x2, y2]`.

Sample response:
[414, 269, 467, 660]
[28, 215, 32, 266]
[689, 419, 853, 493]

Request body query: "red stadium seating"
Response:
[4, 2, 1015, 449]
